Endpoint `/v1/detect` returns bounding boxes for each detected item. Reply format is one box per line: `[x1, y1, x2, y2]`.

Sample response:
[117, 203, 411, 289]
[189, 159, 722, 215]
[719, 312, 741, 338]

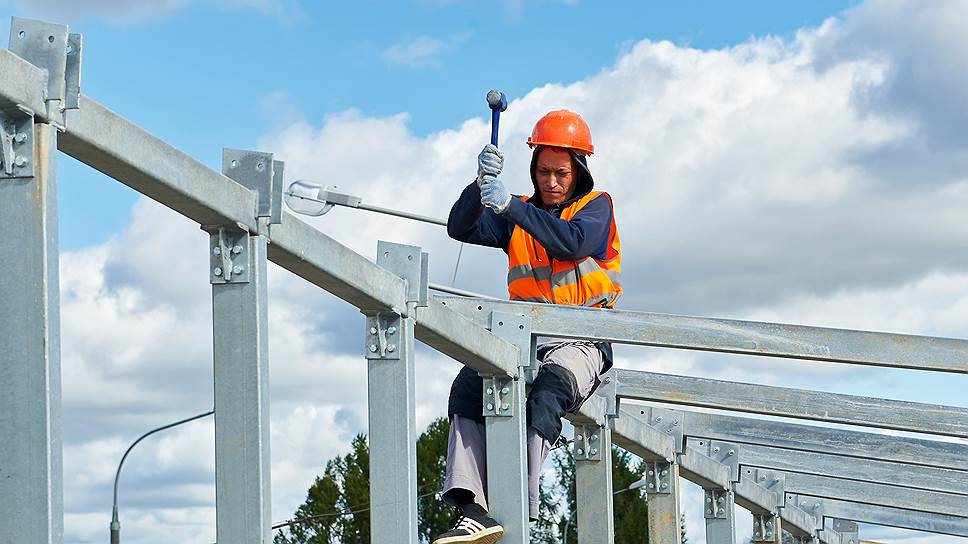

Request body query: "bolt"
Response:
[14, 155, 27, 167]
[717, 497, 724, 504]
[501, 387, 509, 395]
[660, 483, 668, 489]
[648, 483, 655, 489]
[577, 434, 584, 442]
[589, 449, 598, 456]
[486, 403, 494, 410]
[814, 503, 820, 510]
[707, 509, 713, 515]
[706, 497, 712, 504]
[214, 267, 223, 276]
[718, 509, 724, 515]
[232, 265, 243, 274]
[387, 326, 397, 335]
[603, 377, 611, 384]
[370, 327, 377, 334]
[577, 448, 584, 455]
[368, 344, 377, 353]
[213, 246, 222, 256]
[486, 387, 494, 395]
[387, 344, 396, 353]
[713, 447, 720, 453]
[655, 416, 663, 422]
[660, 469, 668, 476]
[673, 419, 679, 426]
[760, 475, 766, 481]
[15, 132, 26, 143]
[727, 449, 735, 456]
[501, 403, 509, 411]
[232, 245, 243, 254]
[589, 434, 598, 442]
[766, 521, 773, 529]
[648, 470, 654, 476]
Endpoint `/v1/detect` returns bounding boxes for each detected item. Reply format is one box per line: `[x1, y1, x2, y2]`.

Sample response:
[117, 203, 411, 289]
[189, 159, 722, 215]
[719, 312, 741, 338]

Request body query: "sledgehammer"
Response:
[486, 89, 508, 147]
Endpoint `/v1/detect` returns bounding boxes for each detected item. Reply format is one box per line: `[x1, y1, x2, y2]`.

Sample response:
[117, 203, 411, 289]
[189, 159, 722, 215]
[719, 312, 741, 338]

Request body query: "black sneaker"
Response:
[432, 505, 505, 544]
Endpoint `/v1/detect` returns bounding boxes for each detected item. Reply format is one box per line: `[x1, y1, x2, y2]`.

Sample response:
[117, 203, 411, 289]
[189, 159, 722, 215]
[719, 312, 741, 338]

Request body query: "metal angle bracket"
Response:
[208, 227, 251, 284]
[599, 371, 619, 419]
[482, 376, 516, 417]
[0, 110, 35, 179]
[642, 406, 685, 453]
[488, 311, 532, 369]
[643, 461, 674, 494]
[698, 439, 741, 483]
[786, 493, 824, 527]
[573, 424, 604, 461]
[9, 17, 83, 116]
[223, 148, 284, 227]
[826, 519, 859, 544]
[704, 488, 731, 519]
[364, 312, 403, 360]
[752, 513, 780, 543]
[376, 241, 430, 308]
[745, 467, 786, 507]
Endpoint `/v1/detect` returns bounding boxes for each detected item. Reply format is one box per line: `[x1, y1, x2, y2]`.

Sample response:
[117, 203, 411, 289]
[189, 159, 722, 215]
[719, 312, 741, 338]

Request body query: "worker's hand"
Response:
[480, 175, 511, 214]
[476, 144, 504, 188]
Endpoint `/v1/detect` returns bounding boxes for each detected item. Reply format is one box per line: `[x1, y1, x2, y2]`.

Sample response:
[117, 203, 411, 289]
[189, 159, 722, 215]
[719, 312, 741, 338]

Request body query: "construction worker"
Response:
[433, 110, 621, 544]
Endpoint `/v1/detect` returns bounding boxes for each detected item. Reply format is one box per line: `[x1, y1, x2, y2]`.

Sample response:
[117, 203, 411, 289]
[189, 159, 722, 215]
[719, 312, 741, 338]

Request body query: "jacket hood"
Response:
[529, 145, 595, 209]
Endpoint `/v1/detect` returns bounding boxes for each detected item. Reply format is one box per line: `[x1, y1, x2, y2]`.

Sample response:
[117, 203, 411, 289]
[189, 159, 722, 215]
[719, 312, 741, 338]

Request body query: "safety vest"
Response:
[507, 191, 622, 308]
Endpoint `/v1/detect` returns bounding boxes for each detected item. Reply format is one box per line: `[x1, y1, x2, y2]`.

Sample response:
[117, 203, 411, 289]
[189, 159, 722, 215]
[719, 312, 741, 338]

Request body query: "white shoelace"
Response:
[455, 515, 487, 533]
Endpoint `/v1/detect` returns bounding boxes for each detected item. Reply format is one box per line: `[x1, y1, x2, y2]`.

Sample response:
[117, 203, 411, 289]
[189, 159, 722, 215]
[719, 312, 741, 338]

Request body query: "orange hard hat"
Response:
[527, 109, 594, 155]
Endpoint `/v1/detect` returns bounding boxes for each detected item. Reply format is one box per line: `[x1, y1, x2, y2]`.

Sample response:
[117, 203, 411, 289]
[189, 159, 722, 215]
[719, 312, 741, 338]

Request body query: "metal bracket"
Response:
[830, 519, 858, 544]
[364, 312, 403, 360]
[786, 493, 824, 527]
[699, 439, 741, 482]
[489, 311, 532, 370]
[208, 227, 251, 284]
[752, 513, 779, 542]
[9, 17, 82, 117]
[704, 488, 731, 519]
[376, 241, 429, 308]
[482, 376, 515, 417]
[745, 467, 785, 507]
[573, 424, 604, 461]
[642, 406, 685, 453]
[0, 111, 35, 179]
[222, 148, 284, 226]
[643, 461, 673, 494]
[599, 371, 619, 419]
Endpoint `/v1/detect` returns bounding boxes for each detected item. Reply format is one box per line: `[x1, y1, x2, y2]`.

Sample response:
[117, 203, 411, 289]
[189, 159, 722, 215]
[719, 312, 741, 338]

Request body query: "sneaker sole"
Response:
[432, 526, 505, 544]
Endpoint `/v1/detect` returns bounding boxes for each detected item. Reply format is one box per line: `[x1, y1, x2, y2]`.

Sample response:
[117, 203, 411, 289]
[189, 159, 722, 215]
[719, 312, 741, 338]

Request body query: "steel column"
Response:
[368, 241, 421, 544]
[484, 312, 529, 542]
[574, 424, 615, 544]
[645, 462, 682, 544]
[0, 118, 63, 543]
[211, 227, 272, 543]
[704, 489, 736, 544]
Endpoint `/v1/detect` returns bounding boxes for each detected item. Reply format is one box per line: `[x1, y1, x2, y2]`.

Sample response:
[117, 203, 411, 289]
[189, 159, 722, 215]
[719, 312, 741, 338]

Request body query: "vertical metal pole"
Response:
[211, 227, 272, 543]
[704, 489, 736, 544]
[575, 424, 615, 544]
[484, 312, 531, 543]
[368, 241, 421, 544]
[0, 118, 63, 543]
[646, 462, 682, 544]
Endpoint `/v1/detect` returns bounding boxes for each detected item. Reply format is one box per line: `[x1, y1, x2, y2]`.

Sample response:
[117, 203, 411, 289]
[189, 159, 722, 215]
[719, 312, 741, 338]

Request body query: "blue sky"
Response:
[5, 1, 968, 543]
[5, 0, 855, 250]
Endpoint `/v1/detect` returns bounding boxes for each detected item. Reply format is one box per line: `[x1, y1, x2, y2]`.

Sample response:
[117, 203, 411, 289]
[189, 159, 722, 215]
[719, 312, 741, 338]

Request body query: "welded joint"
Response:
[482, 376, 515, 417]
[8, 17, 82, 118]
[573, 424, 604, 461]
[209, 227, 251, 284]
[0, 110, 35, 179]
[376, 240, 429, 309]
[364, 312, 403, 360]
[223, 148, 284, 227]
[704, 488, 731, 519]
[752, 513, 779, 542]
[644, 461, 673, 494]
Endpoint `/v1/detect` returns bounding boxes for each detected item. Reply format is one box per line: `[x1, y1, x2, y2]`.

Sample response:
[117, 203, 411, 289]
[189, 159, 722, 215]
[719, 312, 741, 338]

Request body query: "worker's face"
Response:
[535, 148, 578, 206]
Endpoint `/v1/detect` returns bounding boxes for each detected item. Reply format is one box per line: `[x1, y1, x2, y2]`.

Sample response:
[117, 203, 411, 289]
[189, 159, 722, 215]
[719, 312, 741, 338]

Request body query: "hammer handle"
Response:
[490, 109, 501, 147]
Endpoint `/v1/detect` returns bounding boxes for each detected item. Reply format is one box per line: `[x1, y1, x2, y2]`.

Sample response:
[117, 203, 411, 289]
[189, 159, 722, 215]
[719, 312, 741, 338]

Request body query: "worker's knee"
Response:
[448, 366, 485, 425]
[526, 364, 579, 443]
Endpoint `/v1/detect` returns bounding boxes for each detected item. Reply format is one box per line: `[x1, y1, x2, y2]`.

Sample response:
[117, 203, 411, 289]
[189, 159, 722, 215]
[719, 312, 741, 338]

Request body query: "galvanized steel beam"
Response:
[676, 410, 968, 471]
[795, 495, 968, 537]
[210, 227, 272, 543]
[0, 48, 48, 115]
[679, 446, 731, 490]
[416, 299, 517, 377]
[608, 409, 677, 463]
[613, 369, 968, 437]
[435, 296, 968, 373]
[0, 119, 63, 543]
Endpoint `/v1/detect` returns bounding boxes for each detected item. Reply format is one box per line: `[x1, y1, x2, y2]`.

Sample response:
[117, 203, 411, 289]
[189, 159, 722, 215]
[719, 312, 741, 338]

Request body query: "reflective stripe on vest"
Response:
[507, 191, 622, 308]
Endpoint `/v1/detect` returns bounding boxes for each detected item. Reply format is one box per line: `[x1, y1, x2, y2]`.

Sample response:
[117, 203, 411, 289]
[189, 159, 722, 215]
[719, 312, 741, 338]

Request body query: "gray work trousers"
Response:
[442, 341, 605, 520]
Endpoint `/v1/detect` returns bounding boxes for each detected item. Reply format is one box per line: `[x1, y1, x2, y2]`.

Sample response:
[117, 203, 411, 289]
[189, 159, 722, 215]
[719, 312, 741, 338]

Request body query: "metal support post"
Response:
[704, 489, 736, 544]
[210, 226, 272, 543]
[752, 513, 781, 543]
[484, 312, 530, 543]
[574, 423, 615, 544]
[645, 461, 682, 544]
[369, 241, 425, 544]
[0, 115, 63, 543]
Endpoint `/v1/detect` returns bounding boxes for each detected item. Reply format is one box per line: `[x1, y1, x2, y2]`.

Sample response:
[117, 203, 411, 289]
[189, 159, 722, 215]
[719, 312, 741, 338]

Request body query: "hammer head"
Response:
[486, 90, 508, 112]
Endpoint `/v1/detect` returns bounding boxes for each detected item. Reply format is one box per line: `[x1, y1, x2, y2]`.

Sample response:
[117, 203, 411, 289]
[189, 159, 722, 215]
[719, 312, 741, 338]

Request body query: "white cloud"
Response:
[51, 1, 968, 541]
[383, 31, 472, 68]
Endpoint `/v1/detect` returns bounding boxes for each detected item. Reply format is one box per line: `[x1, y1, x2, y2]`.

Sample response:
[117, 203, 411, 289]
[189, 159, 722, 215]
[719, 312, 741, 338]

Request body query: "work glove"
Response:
[476, 144, 504, 188]
[480, 175, 512, 214]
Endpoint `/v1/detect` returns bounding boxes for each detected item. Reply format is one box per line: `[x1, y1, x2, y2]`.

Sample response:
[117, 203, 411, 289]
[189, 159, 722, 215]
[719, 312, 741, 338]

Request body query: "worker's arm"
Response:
[447, 181, 513, 249]
[503, 193, 613, 261]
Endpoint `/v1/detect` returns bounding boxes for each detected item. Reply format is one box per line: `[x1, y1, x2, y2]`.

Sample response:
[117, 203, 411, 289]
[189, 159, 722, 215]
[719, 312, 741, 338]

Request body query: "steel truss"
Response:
[2, 16, 967, 544]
